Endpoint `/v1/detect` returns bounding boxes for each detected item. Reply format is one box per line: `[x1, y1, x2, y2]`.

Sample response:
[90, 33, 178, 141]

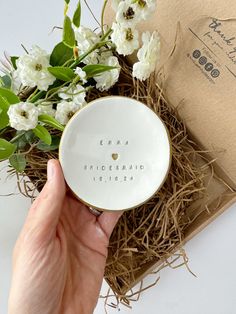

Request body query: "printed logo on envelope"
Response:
[186, 17, 236, 84]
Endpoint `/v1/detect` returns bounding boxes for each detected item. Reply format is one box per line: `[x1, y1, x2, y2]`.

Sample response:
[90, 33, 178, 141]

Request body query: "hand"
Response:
[8, 159, 122, 314]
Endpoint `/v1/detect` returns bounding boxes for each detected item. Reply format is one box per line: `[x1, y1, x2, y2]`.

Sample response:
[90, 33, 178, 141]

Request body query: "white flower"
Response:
[8, 102, 38, 131]
[55, 101, 80, 125]
[112, 0, 124, 10]
[134, 0, 157, 20]
[133, 31, 160, 80]
[75, 67, 87, 84]
[75, 26, 99, 65]
[37, 103, 55, 117]
[116, 0, 140, 26]
[15, 46, 56, 91]
[98, 48, 113, 64]
[133, 62, 152, 81]
[58, 84, 86, 106]
[137, 31, 160, 62]
[95, 56, 120, 91]
[111, 22, 139, 56]
[112, 0, 157, 21]
[75, 26, 98, 51]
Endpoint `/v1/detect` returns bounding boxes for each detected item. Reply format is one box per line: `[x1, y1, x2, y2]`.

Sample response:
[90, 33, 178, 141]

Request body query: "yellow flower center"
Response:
[138, 0, 147, 8]
[67, 111, 74, 119]
[21, 111, 28, 118]
[123, 7, 135, 20]
[35, 63, 43, 71]
[126, 28, 134, 41]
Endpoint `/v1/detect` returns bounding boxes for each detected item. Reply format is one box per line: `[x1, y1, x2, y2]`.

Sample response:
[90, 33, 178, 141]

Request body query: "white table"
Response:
[1, 1, 236, 313]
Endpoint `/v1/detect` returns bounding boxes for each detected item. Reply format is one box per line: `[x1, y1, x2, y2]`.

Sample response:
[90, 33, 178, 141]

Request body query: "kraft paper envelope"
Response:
[105, 0, 236, 189]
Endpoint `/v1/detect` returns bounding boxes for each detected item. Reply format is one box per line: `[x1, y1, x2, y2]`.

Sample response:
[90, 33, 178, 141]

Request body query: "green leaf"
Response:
[0, 88, 20, 130]
[11, 56, 19, 70]
[0, 139, 16, 160]
[65, 0, 70, 4]
[37, 136, 61, 152]
[0, 75, 11, 89]
[15, 131, 36, 149]
[0, 109, 9, 130]
[9, 154, 26, 173]
[33, 125, 52, 145]
[82, 64, 117, 78]
[48, 66, 76, 82]
[24, 130, 36, 144]
[50, 42, 73, 66]
[73, 1, 81, 27]
[0, 94, 10, 111]
[63, 15, 75, 48]
[38, 114, 64, 132]
[0, 87, 20, 105]
[16, 137, 27, 150]
[0, 93, 10, 130]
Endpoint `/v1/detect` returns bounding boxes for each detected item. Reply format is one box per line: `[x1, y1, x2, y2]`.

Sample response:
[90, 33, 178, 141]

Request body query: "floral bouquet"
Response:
[0, 0, 212, 303]
[0, 0, 159, 171]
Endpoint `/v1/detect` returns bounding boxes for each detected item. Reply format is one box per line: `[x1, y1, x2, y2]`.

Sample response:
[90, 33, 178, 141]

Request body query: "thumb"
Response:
[26, 159, 66, 234]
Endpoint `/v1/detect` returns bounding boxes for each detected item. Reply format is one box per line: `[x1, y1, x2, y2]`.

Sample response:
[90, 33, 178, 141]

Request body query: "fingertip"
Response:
[47, 159, 56, 181]
[47, 159, 61, 179]
[47, 159, 65, 185]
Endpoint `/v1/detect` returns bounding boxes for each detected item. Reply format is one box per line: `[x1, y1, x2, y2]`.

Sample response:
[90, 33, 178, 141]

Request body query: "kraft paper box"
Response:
[105, 0, 236, 287]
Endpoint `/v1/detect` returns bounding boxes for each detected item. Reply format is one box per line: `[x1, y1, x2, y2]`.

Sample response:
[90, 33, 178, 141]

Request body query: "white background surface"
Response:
[0, 1, 236, 314]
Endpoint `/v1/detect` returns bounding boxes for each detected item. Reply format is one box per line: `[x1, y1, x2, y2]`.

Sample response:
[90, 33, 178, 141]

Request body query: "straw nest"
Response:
[14, 56, 212, 305]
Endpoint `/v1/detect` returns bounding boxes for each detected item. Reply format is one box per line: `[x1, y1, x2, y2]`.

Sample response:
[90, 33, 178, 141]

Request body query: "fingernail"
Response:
[47, 160, 55, 181]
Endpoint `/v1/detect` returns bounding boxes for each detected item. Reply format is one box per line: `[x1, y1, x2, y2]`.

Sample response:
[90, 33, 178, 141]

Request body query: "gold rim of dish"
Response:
[59, 95, 172, 212]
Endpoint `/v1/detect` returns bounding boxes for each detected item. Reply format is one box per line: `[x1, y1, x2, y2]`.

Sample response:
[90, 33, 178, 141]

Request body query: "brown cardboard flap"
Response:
[105, 0, 236, 188]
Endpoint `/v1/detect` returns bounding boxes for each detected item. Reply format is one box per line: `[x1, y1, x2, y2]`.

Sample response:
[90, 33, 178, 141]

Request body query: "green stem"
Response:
[30, 90, 45, 103]
[62, 58, 74, 67]
[101, 0, 108, 35]
[27, 88, 39, 102]
[45, 81, 68, 99]
[64, 2, 69, 16]
[84, 0, 101, 26]
[10, 132, 25, 143]
[35, 82, 69, 105]
[70, 28, 112, 68]
[30, 81, 63, 104]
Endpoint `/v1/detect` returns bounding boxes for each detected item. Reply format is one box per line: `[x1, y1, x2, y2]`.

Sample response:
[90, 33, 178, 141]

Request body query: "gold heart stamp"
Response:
[112, 153, 119, 161]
